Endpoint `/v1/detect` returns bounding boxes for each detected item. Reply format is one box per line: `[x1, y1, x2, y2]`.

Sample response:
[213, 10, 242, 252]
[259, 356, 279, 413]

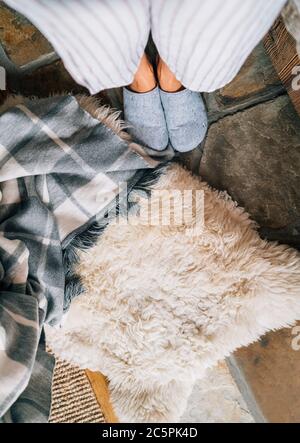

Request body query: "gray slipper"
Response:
[159, 88, 208, 152]
[123, 86, 169, 151]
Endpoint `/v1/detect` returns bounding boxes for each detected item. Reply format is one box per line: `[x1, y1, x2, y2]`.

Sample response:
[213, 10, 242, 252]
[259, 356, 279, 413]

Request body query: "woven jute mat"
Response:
[49, 358, 116, 423]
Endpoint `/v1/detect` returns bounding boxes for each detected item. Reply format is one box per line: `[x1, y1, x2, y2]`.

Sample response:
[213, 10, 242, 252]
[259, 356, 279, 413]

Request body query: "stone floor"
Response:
[1, 4, 300, 423]
[198, 43, 300, 422]
[181, 363, 253, 423]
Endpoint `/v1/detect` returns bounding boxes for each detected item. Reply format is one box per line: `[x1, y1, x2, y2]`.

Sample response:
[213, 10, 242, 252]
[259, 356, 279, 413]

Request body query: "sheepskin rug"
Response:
[46, 161, 300, 423]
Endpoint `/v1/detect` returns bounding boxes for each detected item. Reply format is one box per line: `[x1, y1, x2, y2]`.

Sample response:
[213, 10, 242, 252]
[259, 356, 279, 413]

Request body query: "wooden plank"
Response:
[264, 17, 300, 116]
[85, 370, 119, 423]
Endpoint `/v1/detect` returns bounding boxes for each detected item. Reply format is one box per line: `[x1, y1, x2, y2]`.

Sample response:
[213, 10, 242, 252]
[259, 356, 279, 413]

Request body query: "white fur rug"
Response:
[46, 161, 300, 422]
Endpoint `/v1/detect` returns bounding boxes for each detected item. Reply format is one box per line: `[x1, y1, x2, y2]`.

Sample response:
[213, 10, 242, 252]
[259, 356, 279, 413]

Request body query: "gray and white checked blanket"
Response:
[0, 95, 172, 422]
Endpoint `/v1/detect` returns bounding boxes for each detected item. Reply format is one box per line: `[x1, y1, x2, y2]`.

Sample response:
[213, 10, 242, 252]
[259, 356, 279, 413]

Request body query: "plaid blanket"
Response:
[0, 95, 172, 422]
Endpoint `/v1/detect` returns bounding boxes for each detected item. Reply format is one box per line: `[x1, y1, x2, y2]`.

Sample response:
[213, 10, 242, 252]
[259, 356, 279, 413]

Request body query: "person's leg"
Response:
[157, 57, 183, 93]
[123, 54, 169, 151]
[129, 53, 156, 94]
[151, 0, 286, 92]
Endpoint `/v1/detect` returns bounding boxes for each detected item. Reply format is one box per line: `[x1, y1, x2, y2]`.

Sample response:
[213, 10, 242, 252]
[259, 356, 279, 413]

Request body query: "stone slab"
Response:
[200, 95, 300, 233]
[17, 60, 87, 97]
[0, 3, 53, 66]
[231, 324, 300, 423]
[204, 43, 284, 123]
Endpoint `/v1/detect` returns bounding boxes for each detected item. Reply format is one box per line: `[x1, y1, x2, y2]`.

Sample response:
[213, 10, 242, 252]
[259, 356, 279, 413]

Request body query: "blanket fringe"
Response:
[63, 164, 168, 311]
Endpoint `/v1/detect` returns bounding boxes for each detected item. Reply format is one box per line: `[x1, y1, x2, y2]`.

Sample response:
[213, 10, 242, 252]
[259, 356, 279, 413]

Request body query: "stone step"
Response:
[0, 3, 53, 67]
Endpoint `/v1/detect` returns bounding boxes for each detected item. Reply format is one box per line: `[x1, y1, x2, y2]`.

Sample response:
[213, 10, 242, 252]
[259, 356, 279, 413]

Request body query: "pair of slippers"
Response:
[123, 85, 208, 153]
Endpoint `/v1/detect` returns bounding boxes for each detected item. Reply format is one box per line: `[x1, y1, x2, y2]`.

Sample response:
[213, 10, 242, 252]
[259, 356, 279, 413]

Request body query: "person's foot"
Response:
[124, 54, 169, 151]
[129, 53, 157, 93]
[159, 88, 208, 152]
[157, 57, 184, 93]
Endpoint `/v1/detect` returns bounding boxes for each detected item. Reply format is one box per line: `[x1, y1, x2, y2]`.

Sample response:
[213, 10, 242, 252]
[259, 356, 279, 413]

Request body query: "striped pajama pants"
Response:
[5, 0, 286, 94]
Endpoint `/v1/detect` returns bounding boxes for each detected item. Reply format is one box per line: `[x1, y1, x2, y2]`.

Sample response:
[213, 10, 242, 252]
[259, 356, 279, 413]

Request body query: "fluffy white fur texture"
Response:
[46, 164, 300, 422]
[5, 94, 298, 423]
